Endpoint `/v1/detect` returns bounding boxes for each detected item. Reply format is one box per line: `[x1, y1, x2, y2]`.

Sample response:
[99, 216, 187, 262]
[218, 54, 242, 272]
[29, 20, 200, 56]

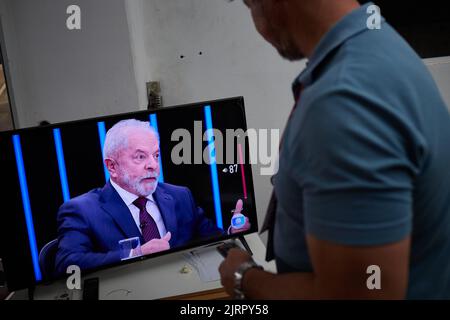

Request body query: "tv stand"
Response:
[29, 233, 275, 300]
[28, 285, 35, 300]
[236, 235, 253, 256]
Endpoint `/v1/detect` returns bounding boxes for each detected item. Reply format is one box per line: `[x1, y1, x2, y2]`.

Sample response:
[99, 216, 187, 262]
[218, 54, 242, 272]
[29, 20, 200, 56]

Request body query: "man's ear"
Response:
[104, 158, 118, 178]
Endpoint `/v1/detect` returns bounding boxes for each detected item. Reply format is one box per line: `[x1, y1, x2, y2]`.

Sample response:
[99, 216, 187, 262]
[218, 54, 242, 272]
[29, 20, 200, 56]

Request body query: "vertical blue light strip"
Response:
[204, 106, 223, 229]
[12, 135, 42, 281]
[97, 121, 110, 182]
[149, 114, 164, 183]
[53, 129, 70, 202]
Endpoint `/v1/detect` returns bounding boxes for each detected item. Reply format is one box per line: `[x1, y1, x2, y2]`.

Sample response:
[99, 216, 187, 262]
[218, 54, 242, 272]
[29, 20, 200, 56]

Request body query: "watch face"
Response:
[233, 271, 243, 299]
[231, 213, 246, 228]
[233, 290, 245, 300]
[233, 261, 263, 299]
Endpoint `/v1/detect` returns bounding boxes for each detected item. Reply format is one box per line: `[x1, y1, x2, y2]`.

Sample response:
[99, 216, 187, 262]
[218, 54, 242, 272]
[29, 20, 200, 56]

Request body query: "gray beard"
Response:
[277, 46, 306, 61]
[274, 34, 306, 61]
[121, 171, 158, 197]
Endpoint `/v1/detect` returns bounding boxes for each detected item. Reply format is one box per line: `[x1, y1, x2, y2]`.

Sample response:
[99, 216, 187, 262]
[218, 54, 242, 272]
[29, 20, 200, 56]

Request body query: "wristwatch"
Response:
[233, 260, 263, 299]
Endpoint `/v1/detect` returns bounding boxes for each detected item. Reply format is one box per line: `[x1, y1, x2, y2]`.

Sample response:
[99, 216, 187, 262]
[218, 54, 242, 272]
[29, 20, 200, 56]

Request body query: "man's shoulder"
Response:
[314, 23, 427, 93]
[60, 187, 104, 210]
[304, 32, 429, 121]
[157, 182, 190, 195]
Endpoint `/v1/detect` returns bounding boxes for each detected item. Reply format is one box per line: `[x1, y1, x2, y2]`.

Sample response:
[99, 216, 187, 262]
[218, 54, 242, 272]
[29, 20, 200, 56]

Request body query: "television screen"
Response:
[0, 97, 258, 291]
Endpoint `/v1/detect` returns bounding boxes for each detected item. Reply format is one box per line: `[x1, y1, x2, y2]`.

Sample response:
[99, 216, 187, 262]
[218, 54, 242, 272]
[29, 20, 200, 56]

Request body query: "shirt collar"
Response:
[293, 2, 384, 91]
[110, 179, 155, 207]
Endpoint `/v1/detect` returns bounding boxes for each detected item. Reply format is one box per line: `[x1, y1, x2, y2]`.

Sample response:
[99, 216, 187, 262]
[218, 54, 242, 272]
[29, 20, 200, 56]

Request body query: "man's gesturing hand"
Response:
[141, 232, 171, 255]
[230, 199, 251, 234]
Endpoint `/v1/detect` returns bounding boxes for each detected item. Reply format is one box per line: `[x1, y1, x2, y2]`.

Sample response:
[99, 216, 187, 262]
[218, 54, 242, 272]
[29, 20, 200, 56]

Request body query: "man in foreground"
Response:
[219, 0, 450, 299]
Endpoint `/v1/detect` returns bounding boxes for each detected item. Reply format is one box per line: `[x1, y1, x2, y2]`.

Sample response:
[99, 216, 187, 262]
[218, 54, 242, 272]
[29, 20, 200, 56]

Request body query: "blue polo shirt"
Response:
[273, 3, 450, 299]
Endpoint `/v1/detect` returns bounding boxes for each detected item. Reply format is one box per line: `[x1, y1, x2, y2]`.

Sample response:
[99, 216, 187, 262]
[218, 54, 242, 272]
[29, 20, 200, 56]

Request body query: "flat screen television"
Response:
[0, 96, 258, 291]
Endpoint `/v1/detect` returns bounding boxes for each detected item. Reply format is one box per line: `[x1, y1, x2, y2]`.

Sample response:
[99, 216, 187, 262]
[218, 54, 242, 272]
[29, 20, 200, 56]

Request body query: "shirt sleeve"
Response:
[286, 88, 425, 246]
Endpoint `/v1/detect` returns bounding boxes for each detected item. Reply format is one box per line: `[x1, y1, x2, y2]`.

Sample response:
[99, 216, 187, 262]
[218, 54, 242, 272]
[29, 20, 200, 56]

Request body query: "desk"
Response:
[31, 233, 275, 300]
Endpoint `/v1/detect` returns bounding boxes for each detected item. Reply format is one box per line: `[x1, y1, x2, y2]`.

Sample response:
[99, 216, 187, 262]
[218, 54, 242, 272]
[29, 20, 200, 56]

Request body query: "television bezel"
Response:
[0, 96, 259, 291]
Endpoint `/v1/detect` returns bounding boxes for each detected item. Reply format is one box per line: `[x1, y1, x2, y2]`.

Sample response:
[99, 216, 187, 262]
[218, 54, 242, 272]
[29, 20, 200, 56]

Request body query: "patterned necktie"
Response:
[133, 197, 161, 242]
[261, 83, 303, 262]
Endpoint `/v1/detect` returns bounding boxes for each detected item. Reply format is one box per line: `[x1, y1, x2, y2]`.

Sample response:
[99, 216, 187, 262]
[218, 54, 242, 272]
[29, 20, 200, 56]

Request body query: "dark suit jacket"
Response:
[55, 182, 223, 275]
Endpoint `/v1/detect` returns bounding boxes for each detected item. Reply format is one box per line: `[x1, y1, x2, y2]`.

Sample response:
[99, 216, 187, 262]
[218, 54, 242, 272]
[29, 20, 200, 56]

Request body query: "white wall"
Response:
[124, 0, 152, 110]
[0, 0, 139, 128]
[0, 0, 25, 127]
[125, 0, 305, 233]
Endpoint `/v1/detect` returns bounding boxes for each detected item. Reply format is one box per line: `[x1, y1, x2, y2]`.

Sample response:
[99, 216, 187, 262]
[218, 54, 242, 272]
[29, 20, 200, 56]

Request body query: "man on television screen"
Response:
[55, 119, 250, 275]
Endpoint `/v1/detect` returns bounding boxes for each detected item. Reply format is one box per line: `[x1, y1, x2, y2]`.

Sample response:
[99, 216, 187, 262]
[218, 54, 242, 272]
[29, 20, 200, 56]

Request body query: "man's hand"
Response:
[230, 217, 251, 234]
[218, 248, 252, 296]
[141, 232, 171, 255]
[230, 199, 251, 234]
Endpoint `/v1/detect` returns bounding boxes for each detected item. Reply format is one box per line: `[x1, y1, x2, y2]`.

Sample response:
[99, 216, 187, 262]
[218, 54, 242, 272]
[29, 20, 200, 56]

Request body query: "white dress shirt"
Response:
[110, 179, 167, 238]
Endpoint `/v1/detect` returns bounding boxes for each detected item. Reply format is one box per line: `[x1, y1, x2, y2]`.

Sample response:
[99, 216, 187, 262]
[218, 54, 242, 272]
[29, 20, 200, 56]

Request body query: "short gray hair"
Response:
[103, 119, 159, 160]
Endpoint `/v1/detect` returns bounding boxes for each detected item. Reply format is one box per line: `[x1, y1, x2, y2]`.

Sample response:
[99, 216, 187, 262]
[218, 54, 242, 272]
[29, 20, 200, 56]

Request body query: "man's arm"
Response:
[227, 87, 419, 300]
[184, 187, 224, 238]
[55, 201, 121, 275]
[220, 235, 410, 299]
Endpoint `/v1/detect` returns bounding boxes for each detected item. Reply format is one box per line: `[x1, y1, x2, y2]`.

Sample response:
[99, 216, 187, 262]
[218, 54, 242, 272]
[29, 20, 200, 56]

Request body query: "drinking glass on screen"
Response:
[118, 237, 142, 260]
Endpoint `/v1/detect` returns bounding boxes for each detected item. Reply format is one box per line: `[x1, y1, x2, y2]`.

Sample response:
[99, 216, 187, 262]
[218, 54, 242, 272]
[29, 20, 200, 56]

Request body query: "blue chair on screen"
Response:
[39, 239, 59, 281]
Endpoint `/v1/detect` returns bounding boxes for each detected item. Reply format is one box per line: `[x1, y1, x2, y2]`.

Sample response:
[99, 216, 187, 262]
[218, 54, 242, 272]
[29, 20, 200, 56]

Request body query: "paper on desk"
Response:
[182, 246, 224, 282]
